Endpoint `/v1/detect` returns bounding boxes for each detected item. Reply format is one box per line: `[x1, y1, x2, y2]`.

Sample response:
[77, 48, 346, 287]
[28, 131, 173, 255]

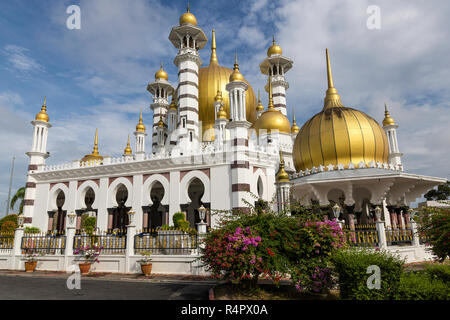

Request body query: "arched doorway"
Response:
[109, 184, 129, 232]
[185, 178, 205, 229]
[52, 191, 66, 233]
[147, 182, 165, 231]
[77, 187, 97, 232]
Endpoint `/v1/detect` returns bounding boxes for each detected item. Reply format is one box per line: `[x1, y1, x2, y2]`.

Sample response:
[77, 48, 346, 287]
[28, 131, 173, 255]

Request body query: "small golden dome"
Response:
[229, 52, 245, 82]
[155, 64, 168, 81]
[217, 105, 227, 119]
[179, 2, 197, 26]
[35, 97, 49, 122]
[215, 86, 223, 102]
[267, 35, 283, 57]
[293, 49, 389, 172]
[383, 103, 396, 126]
[157, 114, 164, 128]
[254, 78, 291, 135]
[82, 129, 104, 162]
[256, 90, 264, 112]
[136, 110, 146, 132]
[124, 135, 132, 155]
[291, 114, 300, 134]
[169, 99, 177, 110]
[276, 152, 290, 183]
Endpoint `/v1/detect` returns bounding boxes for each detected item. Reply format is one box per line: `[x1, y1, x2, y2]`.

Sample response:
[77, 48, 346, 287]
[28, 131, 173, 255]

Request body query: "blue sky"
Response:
[1, 0, 450, 215]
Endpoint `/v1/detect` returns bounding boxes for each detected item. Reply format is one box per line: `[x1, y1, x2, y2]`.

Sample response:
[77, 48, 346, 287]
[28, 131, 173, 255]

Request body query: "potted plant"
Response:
[24, 249, 44, 272]
[74, 245, 102, 275]
[138, 251, 153, 276]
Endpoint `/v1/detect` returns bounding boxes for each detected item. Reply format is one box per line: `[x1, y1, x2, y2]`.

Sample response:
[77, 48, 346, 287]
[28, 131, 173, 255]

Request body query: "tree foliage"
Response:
[424, 181, 450, 201]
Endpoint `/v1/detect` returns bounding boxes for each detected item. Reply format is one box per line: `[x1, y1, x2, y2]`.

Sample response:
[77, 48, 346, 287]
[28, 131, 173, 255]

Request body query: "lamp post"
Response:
[196, 205, 207, 234]
[127, 210, 135, 226]
[332, 203, 341, 220]
[67, 212, 77, 227]
[374, 206, 382, 222]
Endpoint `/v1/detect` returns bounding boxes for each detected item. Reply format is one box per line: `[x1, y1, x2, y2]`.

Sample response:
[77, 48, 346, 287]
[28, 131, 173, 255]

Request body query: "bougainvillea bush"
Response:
[199, 209, 347, 292]
[414, 207, 450, 262]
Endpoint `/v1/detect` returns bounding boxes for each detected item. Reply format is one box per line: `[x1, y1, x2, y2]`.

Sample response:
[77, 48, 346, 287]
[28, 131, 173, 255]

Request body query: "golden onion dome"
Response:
[124, 135, 132, 155]
[35, 97, 49, 122]
[155, 64, 168, 81]
[169, 98, 177, 110]
[254, 78, 291, 135]
[179, 2, 197, 26]
[157, 114, 164, 128]
[383, 103, 396, 126]
[293, 49, 389, 172]
[136, 110, 146, 132]
[82, 129, 104, 162]
[267, 35, 283, 57]
[276, 152, 290, 182]
[198, 30, 257, 141]
[291, 114, 300, 134]
[217, 105, 227, 119]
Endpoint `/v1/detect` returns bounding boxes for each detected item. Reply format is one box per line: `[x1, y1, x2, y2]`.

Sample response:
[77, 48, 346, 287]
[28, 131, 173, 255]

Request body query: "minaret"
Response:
[134, 110, 147, 161]
[147, 64, 174, 153]
[167, 97, 178, 133]
[123, 135, 133, 160]
[383, 103, 403, 170]
[169, 3, 207, 151]
[275, 151, 291, 214]
[23, 97, 52, 226]
[260, 35, 293, 116]
[155, 114, 166, 154]
[214, 85, 228, 148]
[225, 52, 252, 213]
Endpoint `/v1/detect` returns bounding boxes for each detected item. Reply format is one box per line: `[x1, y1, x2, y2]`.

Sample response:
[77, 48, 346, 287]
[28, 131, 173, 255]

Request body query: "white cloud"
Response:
[2, 45, 44, 73]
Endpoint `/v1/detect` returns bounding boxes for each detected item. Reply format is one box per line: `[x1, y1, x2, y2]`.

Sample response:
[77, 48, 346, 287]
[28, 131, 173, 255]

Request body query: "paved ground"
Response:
[0, 271, 217, 300]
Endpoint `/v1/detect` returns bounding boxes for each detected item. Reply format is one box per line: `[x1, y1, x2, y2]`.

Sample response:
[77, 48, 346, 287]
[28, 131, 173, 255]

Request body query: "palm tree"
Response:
[10, 187, 25, 214]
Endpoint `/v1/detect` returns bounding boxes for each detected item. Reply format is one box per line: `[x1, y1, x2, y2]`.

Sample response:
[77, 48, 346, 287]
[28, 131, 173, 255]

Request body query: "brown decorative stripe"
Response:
[273, 93, 286, 98]
[232, 207, 251, 214]
[24, 217, 33, 224]
[232, 184, 250, 192]
[179, 81, 198, 88]
[179, 94, 198, 101]
[233, 138, 248, 147]
[108, 176, 133, 187]
[28, 165, 38, 171]
[274, 104, 286, 109]
[170, 141, 177, 145]
[26, 182, 36, 188]
[143, 173, 170, 183]
[179, 107, 199, 114]
[231, 161, 249, 169]
[178, 69, 198, 77]
[49, 182, 69, 190]
[24, 200, 34, 206]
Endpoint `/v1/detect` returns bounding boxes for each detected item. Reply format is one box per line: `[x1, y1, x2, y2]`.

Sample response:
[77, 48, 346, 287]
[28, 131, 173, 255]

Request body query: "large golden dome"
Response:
[293, 49, 389, 172]
[199, 30, 257, 141]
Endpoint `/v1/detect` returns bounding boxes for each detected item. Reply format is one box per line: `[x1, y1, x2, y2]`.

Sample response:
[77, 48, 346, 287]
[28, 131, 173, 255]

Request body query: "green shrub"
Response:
[177, 220, 190, 230]
[394, 271, 450, 300]
[424, 264, 450, 283]
[24, 227, 40, 234]
[80, 214, 97, 234]
[331, 248, 405, 300]
[1, 220, 17, 233]
[173, 212, 186, 227]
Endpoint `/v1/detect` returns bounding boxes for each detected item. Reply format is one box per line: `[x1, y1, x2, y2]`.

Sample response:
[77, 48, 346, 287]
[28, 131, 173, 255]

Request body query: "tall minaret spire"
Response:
[134, 109, 147, 160]
[210, 29, 218, 65]
[324, 48, 344, 109]
[382, 103, 403, 170]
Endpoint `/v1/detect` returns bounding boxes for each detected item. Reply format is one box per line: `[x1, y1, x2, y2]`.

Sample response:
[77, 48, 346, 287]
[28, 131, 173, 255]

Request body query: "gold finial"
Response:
[273, 34, 276, 45]
[35, 96, 49, 122]
[267, 34, 283, 57]
[268, 77, 275, 110]
[136, 110, 146, 132]
[291, 114, 299, 134]
[158, 113, 164, 128]
[124, 135, 132, 155]
[324, 48, 344, 109]
[229, 50, 244, 82]
[256, 90, 264, 112]
[210, 29, 218, 65]
[276, 151, 290, 182]
[215, 80, 222, 102]
[169, 97, 177, 110]
[383, 103, 395, 126]
[93, 129, 99, 155]
[187, 0, 190, 12]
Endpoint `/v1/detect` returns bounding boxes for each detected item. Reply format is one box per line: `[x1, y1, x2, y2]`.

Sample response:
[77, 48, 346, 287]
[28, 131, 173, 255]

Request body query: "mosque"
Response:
[21, 6, 446, 234]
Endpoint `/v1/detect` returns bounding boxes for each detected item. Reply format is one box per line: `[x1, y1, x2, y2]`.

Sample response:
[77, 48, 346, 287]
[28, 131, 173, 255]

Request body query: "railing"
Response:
[343, 224, 379, 247]
[134, 230, 198, 255]
[385, 227, 413, 246]
[73, 232, 127, 255]
[21, 233, 66, 255]
[0, 232, 14, 251]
